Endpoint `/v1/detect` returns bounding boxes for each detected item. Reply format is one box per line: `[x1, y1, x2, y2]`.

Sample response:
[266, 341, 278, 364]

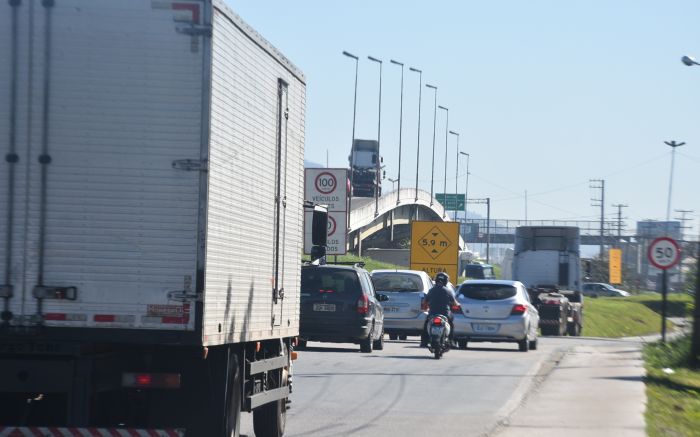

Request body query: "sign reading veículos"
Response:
[304, 168, 348, 255]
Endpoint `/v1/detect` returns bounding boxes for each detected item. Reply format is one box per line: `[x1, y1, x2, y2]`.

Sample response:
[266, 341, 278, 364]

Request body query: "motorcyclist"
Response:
[421, 272, 458, 347]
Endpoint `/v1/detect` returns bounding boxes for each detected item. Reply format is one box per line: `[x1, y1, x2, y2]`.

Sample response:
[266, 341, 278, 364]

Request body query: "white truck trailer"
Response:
[0, 1, 313, 435]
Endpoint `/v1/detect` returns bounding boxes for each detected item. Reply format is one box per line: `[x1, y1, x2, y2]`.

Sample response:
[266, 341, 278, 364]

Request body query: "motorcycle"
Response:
[427, 314, 451, 359]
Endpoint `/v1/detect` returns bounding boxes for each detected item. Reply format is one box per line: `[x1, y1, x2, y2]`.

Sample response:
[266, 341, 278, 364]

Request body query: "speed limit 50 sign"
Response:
[647, 237, 681, 270]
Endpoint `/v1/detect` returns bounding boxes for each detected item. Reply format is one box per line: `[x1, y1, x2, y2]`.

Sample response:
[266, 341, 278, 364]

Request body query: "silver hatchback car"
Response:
[371, 270, 433, 340]
[452, 280, 539, 352]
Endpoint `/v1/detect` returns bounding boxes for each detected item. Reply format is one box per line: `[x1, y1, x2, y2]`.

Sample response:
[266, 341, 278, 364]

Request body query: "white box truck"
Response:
[0, 1, 317, 435]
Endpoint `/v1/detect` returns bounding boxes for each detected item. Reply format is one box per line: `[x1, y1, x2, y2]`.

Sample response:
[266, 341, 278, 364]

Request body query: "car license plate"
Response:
[384, 306, 400, 313]
[313, 303, 335, 312]
[472, 323, 498, 333]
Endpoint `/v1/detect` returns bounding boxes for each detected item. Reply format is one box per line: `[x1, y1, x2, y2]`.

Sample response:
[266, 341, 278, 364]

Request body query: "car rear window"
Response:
[301, 268, 361, 295]
[458, 283, 517, 301]
[371, 273, 423, 292]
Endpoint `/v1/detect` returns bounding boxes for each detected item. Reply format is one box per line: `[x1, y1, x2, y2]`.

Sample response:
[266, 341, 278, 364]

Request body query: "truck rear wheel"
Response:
[253, 344, 289, 437]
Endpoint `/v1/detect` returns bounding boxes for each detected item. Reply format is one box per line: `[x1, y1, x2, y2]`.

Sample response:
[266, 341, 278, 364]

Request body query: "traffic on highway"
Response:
[0, 1, 697, 437]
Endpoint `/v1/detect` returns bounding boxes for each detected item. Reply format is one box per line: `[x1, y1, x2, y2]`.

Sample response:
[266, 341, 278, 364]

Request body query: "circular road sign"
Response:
[314, 172, 337, 195]
[327, 215, 337, 236]
[647, 237, 681, 270]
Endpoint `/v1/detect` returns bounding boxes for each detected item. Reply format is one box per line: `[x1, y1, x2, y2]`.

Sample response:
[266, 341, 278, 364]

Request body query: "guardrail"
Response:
[348, 188, 445, 233]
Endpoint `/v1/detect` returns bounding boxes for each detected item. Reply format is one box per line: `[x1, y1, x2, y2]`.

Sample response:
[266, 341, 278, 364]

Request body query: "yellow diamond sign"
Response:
[410, 221, 460, 281]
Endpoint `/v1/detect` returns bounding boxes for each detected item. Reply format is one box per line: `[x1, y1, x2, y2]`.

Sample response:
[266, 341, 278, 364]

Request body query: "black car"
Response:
[298, 263, 387, 352]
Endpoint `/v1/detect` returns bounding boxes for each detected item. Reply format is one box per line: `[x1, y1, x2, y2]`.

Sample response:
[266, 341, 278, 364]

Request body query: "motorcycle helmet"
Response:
[434, 272, 449, 286]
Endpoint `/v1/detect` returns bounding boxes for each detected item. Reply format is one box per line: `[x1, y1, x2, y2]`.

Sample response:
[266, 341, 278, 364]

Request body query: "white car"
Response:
[452, 280, 539, 352]
[582, 283, 631, 297]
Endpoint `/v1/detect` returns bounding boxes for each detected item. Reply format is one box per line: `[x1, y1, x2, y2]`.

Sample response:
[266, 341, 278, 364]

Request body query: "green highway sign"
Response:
[435, 193, 465, 210]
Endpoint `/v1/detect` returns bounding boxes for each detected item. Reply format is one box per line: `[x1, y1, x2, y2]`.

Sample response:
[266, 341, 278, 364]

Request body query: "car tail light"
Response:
[451, 304, 462, 313]
[356, 295, 369, 315]
[420, 298, 429, 311]
[543, 299, 560, 305]
[122, 373, 181, 389]
[432, 316, 443, 326]
[511, 304, 527, 315]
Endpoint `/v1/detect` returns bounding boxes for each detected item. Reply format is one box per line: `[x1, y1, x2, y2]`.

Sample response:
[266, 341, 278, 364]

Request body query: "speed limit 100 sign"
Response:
[647, 237, 681, 270]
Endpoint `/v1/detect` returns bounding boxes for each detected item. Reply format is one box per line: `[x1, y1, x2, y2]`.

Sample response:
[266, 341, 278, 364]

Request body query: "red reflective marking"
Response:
[69, 428, 83, 437]
[94, 315, 115, 322]
[87, 428, 102, 437]
[8, 429, 25, 437]
[44, 313, 67, 321]
[127, 429, 140, 437]
[108, 429, 121, 437]
[161, 316, 187, 324]
[49, 427, 63, 436]
[166, 430, 181, 437]
[28, 428, 43, 437]
[147, 430, 160, 437]
[172, 3, 200, 23]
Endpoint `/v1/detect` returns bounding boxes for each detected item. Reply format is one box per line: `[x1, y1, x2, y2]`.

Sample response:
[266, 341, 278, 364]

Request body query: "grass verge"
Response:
[582, 293, 691, 338]
[643, 336, 700, 437]
[304, 254, 403, 272]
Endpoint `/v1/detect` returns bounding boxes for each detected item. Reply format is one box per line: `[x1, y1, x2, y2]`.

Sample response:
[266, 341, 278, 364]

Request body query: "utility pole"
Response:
[590, 179, 605, 258]
[675, 209, 695, 242]
[612, 204, 628, 248]
[675, 209, 695, 284]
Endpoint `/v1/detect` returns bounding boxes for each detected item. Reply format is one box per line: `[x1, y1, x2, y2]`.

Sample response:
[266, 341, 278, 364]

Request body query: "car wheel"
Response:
[518, 338, 529, 352]
[458, 339, 468, 350]
[360, 326, 374, 353]
[398, 335, 407, 341]
[529, 337, 538, 350]
[389, 334, 398, 341]
[373, 329, 385, 351]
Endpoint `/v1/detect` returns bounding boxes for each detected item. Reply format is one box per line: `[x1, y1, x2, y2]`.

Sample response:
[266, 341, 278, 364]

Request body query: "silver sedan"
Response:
[452, 280, 539, 352]
[371, 270, 433, 340]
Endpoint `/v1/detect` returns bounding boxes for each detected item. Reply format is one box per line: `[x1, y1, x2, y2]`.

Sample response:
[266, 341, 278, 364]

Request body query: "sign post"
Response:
[647, 236, 681, 342]
[304, 169, 348, 255]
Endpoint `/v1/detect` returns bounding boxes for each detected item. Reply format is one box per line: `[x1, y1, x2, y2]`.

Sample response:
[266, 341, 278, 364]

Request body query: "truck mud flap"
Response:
[0, 428, 184, 437]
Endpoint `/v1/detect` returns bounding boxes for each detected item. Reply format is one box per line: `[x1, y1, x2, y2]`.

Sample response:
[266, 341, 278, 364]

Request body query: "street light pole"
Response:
[409, 67, 422, 203]
[438, 105, 448, 217]
[450, 131, 459, 218]
[664, 140, 685, 224]
[388, 177, 398, 191]
[391, 60, 404, 205]
[426, 84, 438, 205]
[368, 56, 383, 217]
[342, 51, 359, 248]
[459, 151, 469, 220]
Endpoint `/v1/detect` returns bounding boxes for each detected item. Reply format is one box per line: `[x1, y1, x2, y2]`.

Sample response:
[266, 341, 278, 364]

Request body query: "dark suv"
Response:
[299, 263, 387, 353]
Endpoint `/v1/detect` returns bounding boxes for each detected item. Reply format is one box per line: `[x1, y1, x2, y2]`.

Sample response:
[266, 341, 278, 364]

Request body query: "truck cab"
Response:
[349, 139, 382, 197]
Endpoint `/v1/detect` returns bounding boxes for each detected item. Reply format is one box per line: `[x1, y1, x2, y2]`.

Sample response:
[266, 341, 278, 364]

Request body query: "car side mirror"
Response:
[377, 293, 389, 302]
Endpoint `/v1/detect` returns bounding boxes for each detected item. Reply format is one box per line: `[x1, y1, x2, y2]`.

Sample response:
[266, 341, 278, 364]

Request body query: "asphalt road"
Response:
[240, 337, 577, 437]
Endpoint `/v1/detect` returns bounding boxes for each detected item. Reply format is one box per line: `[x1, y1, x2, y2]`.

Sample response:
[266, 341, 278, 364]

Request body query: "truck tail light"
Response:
[356, 295, 369, 315]
[511, 304, 528, 315]
[122, 373, 181, 389]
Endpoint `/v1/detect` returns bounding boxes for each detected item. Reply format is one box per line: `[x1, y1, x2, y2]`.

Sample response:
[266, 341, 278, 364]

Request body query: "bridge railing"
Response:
[349, 188, 445, 233]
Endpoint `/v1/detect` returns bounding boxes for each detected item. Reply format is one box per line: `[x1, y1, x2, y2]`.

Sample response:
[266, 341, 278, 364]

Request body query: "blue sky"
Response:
[231, 0, 700, 238]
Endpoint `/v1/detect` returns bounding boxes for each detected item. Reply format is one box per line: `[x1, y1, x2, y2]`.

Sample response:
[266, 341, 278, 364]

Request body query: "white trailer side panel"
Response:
[1, 0, 207, 330]
[203, 3, 306, 345]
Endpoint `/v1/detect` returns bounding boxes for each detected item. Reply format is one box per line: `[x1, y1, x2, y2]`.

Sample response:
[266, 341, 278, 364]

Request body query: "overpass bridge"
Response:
[347, 188, 467, 254]
[347, 189, 634, 255]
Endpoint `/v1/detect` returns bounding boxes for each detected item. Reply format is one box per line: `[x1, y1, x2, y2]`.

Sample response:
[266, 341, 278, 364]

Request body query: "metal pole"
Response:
[664, 141, 685, 223]
[342, 51, 359, 250]
[438, 105, 448, 217]
[600, 180, 605, 258]
[486, 197, 491, 264]
[426, 84, 438, 205]
[368, 56, 383, 217]
[450, 131, 459, 218]
[691, 241, 700, 367]
[391, 60, 404, 205]
[661, 269, 668, 343]
[410, 67, 422, 202]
